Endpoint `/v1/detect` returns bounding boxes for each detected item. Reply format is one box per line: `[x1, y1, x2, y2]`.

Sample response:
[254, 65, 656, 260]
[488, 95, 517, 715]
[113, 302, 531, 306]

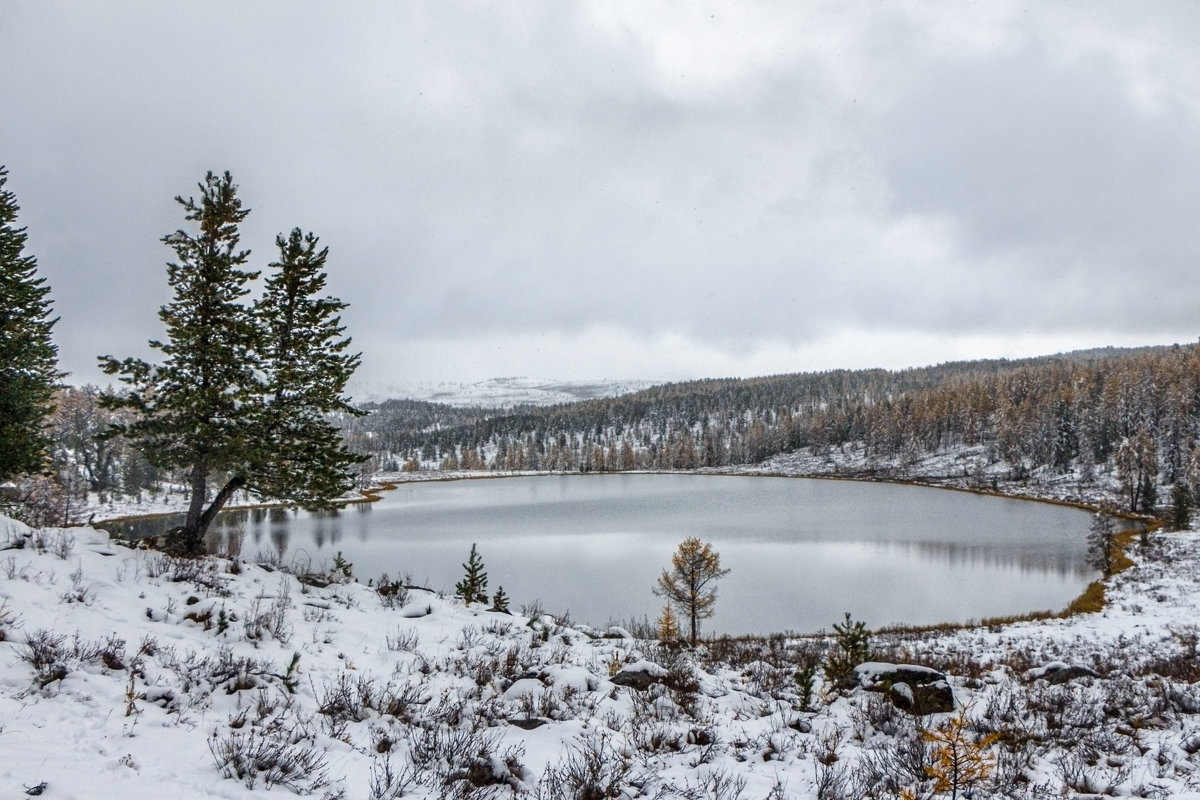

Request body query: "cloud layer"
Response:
[3, 2, 1199, 390]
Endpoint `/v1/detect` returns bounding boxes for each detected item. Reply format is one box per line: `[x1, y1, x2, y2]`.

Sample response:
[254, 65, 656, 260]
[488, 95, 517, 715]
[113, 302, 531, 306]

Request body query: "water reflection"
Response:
[102, 475, 1096, 635]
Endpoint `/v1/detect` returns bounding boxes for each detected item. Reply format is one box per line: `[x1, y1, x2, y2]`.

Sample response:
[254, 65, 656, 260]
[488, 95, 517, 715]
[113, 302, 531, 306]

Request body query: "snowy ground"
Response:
[5, 506, 1200, 799]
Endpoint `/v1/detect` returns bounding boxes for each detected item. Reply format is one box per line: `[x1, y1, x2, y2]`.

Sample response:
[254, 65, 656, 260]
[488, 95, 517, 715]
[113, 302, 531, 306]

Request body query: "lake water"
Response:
[106, 474, 1097, 635]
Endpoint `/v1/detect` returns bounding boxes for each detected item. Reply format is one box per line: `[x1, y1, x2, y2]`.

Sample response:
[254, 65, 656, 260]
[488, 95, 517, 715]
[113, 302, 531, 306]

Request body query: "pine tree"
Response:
[100, 171, 361, 553]
[653, 537, 730, 645]
[456, 543, 489, 604]
[0, 166, 62, 481]
[490, 585, 510, 613]
[824, 612, 871, 687]
[250, 228, 362, 504]
[1171, 483, 1193, 531]
[1087, 511, 1117, 577]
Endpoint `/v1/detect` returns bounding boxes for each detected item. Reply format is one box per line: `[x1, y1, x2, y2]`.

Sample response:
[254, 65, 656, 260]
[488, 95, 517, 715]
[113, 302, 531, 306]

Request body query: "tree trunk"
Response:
[178, 468, 245, 556]
[180, 464, 209, 554]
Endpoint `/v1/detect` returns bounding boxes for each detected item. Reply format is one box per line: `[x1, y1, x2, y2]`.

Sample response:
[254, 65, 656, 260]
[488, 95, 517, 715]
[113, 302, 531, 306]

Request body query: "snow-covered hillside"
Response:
[5, 513, 1200, 798]
[353, 377, 655, 408]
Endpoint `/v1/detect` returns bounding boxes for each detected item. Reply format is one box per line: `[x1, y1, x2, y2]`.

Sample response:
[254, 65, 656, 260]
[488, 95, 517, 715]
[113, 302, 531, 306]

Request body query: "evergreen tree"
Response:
[456, 543, 489, 604]
[100, 171, 360, 553]
[251, 228, 362, 504]
[653, 537, 730, 645]
[824, 612, 871, 687]
[0, 166, 62, 481]
[490, 585, 510, 613]
[1172, 483, 1193, 531]
[1087, 511, 1117, 577]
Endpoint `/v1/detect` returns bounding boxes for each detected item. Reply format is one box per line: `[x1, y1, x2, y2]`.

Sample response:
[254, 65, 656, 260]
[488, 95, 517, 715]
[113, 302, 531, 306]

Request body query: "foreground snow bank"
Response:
[4, 518, 1200, 799]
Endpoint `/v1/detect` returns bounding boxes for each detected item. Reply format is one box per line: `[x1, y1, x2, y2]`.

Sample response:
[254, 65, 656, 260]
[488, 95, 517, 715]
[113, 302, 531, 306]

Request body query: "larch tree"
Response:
[921, 707, 1000, 800]
[100, 171, 361, 554]
[0, 166, 62, 482]
[654, 537, 730, 645]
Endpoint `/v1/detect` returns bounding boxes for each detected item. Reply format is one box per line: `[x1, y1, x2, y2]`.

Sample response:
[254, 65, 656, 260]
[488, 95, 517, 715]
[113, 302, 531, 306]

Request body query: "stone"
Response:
[1026, 661, 1102, 684]
[854, 662, 956, 716]
[611, 660, 667, 691]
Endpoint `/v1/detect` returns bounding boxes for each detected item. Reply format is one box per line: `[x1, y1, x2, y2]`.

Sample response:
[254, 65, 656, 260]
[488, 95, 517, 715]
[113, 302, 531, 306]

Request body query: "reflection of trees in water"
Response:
[271, 526, 288, 561]
[883, 539, 1092, 578]
[309, 508, 343, 550]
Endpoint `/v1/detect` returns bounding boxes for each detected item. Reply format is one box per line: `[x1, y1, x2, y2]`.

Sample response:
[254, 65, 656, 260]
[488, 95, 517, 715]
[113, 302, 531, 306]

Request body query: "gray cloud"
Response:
[3, 2, 1199, 389]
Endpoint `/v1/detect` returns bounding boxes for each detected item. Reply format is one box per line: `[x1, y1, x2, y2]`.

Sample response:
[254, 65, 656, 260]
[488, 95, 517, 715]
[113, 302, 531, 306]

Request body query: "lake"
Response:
[105, 474, 1097, 635]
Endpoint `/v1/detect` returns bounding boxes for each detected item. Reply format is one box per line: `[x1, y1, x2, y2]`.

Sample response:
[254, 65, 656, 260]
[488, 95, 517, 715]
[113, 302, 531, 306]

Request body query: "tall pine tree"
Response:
[251, 228, 362, 504]
[101, 171, 361, 553]
[0, 166, 62, 481]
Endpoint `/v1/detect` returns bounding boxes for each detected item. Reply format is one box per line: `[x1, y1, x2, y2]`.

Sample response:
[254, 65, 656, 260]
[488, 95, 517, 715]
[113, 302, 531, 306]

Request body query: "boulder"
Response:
[610, 660, 667, 691]
[1025, 661, 1101, 684]
[854, 662, 955, 716]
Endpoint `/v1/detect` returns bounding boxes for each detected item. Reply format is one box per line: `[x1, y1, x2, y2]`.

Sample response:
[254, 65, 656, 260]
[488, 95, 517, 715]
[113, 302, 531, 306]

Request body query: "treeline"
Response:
[342, 344, 1200, 512]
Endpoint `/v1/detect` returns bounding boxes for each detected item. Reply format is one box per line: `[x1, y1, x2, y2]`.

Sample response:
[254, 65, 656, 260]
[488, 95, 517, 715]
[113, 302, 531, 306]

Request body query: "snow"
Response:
[352, 377, 656, 408]
[6, 509, 1200, 797]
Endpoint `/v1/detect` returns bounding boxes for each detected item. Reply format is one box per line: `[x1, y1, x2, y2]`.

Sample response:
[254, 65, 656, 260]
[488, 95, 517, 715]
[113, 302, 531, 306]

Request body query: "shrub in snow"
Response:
[374, 572, 410, 608]
[208, 704, 329, 794]
[534, 735, 643, 800]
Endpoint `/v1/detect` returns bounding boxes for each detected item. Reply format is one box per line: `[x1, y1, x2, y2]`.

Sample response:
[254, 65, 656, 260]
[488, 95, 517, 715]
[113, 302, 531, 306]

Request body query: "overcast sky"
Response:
[3, 2, 1200, 397]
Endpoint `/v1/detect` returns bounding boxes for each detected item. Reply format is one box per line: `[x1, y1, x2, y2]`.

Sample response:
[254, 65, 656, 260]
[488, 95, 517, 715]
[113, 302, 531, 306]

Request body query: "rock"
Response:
[508, 717, 548, 730]
[787, 716, 813, 734]
[854, 662, 955, 716]
[1026, 661, 1101, 684]
[611, 660, 667, 691]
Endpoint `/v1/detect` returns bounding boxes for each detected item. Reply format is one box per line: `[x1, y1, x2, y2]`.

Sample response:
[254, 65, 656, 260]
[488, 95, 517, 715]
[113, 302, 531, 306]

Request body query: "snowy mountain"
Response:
[351, 376, 655, 408]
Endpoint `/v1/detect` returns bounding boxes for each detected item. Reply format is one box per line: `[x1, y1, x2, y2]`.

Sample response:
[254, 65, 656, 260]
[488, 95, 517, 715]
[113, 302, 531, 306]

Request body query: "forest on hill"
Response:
[16, 342, 1200, 525]
[341, 343, 1196, 514]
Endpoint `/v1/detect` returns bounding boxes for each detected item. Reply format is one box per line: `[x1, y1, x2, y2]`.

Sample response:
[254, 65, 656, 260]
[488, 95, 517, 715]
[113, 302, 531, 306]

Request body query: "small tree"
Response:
[1087, 511, 1117, 577]
[656, 602, 680, 642]
[653, 537, 730, 645]
[456, 543, 489, 605]
[490, 585, 510, 613]
[1171, 483, 1192, 531]
[922, 707, 999, 800]
[0, 166, 62, 482]
[824, 612, 871, 687]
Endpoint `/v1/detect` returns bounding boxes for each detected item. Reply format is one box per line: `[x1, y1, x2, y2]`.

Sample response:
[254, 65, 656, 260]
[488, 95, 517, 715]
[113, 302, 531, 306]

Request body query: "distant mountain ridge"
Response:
[353, 376, 655, 408]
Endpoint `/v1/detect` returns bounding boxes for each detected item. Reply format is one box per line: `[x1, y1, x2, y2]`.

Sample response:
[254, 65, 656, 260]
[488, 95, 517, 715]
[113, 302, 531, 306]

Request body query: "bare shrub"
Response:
[534, 735, 643, 800]
[23, 629, 67, 681]
[386, 627, 420, 652]
[60, 563, 95, 605]
[375, 572, 410, 609]
[814, 758, 852, 800]
[368, 749, 420, 800]
[47, 530, 76, 560]
[244, 581, 293, 645]
[1055, 750, 1130, 795]
[410, 724, 525, 795]
[669, 768, 747, 800]
[0, 600, 17, 641]
[208, 706, 329, 793]
[2, 556, 30, 580]
[315, 672, 370, 739]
